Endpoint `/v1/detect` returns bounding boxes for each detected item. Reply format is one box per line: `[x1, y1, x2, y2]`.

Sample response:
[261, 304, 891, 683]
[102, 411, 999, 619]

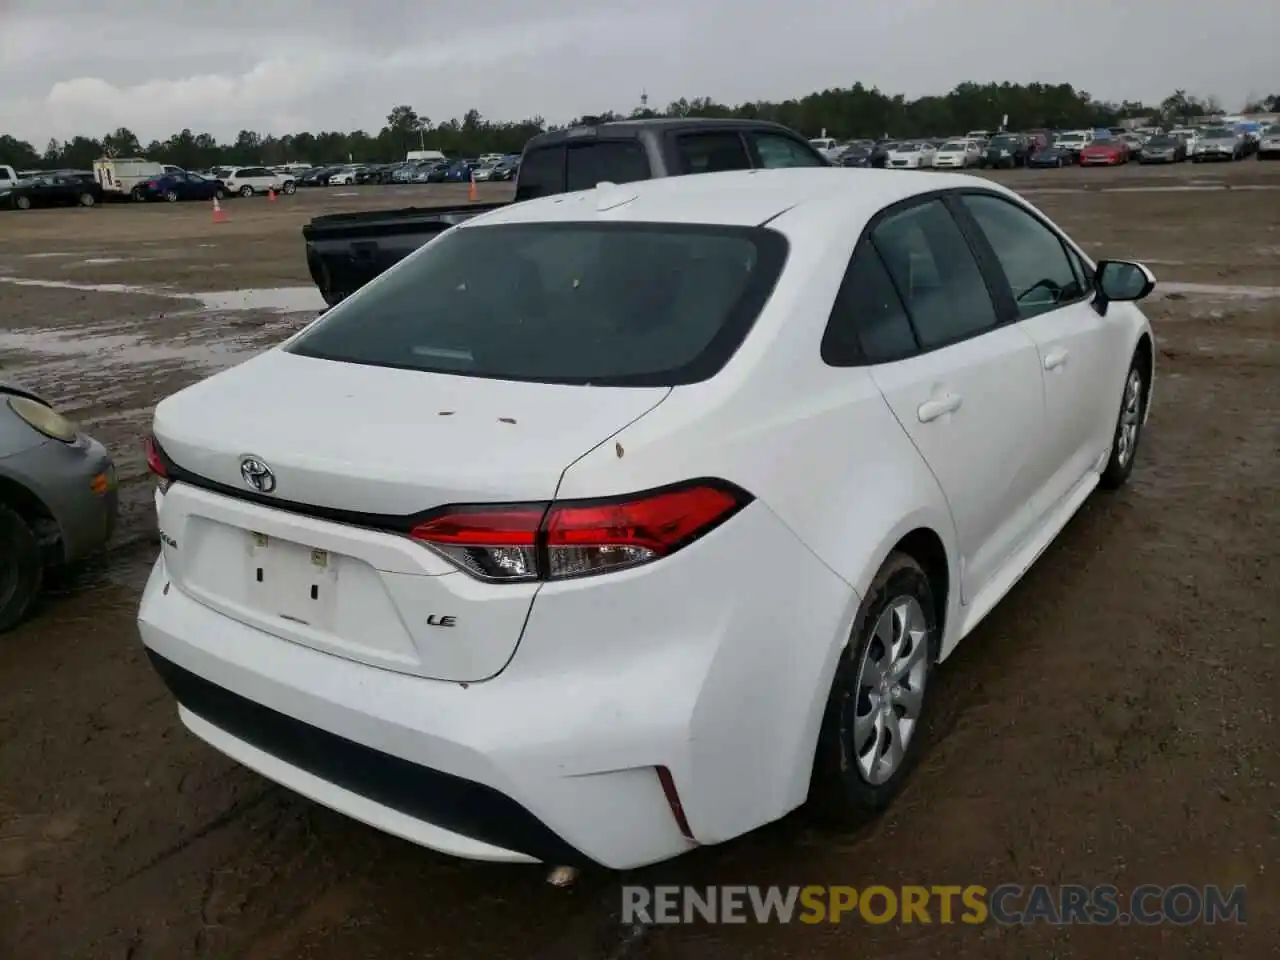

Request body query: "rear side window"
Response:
[871, 200, 998, 350]
[514, 145, 564, 201]
[287, 222, 789, 387]
[822, 242, 919, 366]
[674, 132, 752, 174]
[565, 141, 651, 192]
[751, 134, 824, 168]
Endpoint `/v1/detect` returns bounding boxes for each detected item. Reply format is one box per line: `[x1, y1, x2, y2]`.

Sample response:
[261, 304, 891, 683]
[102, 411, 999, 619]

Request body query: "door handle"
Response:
[1043, 347, 1070, 371]
[917, 393, 963, 423]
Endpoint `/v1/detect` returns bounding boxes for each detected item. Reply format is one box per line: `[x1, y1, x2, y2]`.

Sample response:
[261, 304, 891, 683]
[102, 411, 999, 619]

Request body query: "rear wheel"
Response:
[214, 187, 226, 200]
[0, 503, 43, 634]
[282, 181, 296, 195]
[165, 189, 179, 203]
[811, 552, 936, 819]
[78, 192, 96, 207]
[239, 185, 254, 197]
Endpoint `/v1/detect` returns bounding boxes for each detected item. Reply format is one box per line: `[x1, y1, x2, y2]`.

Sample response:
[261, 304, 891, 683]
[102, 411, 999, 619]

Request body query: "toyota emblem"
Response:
[240, 456, 276, 494]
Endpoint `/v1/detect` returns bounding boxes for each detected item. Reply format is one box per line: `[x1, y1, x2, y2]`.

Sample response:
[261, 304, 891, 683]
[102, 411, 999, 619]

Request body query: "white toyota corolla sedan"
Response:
[138, 167, 1156, 871]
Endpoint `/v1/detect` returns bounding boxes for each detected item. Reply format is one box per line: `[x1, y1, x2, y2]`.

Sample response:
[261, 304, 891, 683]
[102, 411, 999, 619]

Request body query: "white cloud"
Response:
[0, 0, 1274, 145]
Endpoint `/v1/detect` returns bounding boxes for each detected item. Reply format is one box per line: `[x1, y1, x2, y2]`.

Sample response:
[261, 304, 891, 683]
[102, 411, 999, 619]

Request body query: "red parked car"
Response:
[1079, 140, 1130, 166]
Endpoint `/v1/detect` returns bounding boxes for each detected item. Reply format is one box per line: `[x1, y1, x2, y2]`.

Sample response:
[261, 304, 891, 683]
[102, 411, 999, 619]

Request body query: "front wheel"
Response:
[0, 503, 43, 634]
[239, 185, 254, 197]
[811, 551, 936, 819]
[1101, 359, 1148, 489]
[165, 190, 179, 203]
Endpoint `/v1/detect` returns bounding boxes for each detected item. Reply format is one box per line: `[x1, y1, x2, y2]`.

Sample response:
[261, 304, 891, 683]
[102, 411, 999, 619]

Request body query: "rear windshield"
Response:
[287, 222, 789, 386]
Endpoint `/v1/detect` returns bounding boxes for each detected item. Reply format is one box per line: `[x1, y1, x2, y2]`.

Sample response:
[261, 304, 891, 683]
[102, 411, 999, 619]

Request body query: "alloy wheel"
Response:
[1115, 368, 1144, 468]
[849, 596, 930, 785]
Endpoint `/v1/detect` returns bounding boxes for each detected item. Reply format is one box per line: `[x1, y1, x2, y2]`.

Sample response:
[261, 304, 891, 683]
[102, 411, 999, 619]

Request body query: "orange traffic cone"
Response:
[212, 197, 229, 223]
[268, 187, 276, 201]
[468, 172, 478, 202]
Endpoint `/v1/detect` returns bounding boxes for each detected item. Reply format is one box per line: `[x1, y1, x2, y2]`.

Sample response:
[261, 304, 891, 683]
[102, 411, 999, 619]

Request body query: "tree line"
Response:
[1, 82, 1274, 172]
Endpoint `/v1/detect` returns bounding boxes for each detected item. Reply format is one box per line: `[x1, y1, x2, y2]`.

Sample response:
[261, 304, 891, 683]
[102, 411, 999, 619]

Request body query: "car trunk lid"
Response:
[153, 349, 669, 681]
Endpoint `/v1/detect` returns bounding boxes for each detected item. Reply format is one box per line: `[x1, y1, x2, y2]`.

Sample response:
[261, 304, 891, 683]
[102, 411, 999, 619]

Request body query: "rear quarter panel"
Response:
[551, 201, 958, 825]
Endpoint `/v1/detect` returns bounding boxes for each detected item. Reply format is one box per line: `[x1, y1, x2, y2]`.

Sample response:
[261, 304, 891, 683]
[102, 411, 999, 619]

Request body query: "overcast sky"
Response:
[1, 0, 1274, 144]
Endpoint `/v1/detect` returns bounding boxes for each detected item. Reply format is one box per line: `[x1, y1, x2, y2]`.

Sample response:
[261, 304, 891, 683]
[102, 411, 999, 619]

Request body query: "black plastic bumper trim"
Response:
[145, 649, 592, 866]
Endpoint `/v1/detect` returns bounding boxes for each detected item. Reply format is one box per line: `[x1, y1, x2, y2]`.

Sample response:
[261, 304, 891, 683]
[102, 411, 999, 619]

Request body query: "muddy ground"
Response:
[1, 162, 1277, 959]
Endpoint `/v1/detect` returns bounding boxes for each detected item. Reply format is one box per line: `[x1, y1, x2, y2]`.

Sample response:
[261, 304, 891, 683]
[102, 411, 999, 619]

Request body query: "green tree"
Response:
[7, 81, 1232, 172]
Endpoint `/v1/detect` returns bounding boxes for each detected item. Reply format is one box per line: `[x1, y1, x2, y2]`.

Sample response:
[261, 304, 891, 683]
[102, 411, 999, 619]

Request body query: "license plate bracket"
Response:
[246, 533, 339, 629]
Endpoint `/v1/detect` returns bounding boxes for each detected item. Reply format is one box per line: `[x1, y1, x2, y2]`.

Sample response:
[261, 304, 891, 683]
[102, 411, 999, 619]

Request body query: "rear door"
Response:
[861, 197, 1048, 603]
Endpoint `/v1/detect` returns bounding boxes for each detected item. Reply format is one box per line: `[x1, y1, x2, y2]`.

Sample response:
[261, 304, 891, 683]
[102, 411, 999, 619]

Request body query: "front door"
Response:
[951, 192, 1127, 515]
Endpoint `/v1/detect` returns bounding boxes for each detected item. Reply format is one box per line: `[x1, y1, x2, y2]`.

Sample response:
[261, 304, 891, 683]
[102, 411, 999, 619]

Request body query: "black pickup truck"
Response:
[303, 118, 828, 305]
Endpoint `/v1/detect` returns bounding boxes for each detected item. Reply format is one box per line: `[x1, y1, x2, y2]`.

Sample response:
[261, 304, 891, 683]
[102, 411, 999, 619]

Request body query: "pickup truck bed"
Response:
[302, 118, 827, 305]
[303, 202, 506, 306]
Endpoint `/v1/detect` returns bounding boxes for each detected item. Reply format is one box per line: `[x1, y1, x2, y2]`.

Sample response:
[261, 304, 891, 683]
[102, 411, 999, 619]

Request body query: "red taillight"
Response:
[145, 435, 170, 493]
[409, 482, 749, 582]
[409, 506, 543, 581]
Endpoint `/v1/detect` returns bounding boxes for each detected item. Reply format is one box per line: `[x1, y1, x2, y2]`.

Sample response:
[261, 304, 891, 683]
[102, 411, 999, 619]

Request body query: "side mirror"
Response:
[1092, 259, 1155, 316]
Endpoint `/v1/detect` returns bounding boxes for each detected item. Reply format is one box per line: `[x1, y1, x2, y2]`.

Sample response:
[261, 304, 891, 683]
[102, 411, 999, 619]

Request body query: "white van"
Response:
[94, 158, 168, 200]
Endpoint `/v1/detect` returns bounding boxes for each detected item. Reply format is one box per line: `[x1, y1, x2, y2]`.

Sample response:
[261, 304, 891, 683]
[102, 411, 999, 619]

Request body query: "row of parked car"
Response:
[280, 155, 523, 188]
[814, 122, 1280, 172]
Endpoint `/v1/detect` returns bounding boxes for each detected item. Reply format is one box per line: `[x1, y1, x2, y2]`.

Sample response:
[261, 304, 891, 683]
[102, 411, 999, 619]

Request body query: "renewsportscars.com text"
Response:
[622, 884, 1247, 926]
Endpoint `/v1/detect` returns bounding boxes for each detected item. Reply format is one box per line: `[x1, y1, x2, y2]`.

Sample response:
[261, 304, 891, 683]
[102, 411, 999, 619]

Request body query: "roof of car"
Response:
[525, 117, 806, 148]
[469, 167, 993, 230]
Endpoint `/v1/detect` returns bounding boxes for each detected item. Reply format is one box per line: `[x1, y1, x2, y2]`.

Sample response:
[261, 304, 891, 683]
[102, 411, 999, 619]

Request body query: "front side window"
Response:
[959, 193, 1087, 319]
[871, 199, 997, 349]
[752, 134, 823, 168]
[287, 222, 788, 387]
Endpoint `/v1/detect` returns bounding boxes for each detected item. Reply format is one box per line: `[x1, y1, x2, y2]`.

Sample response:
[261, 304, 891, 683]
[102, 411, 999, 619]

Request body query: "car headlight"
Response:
[8, 395, 78, 443]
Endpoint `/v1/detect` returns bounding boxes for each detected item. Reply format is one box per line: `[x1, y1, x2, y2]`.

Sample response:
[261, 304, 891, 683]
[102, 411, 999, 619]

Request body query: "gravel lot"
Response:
[1, 162, 1277, 959]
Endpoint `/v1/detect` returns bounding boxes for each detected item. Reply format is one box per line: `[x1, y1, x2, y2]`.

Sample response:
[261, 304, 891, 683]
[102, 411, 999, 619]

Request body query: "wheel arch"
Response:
[892, 527, 951, 658]
[1133, 331, 1154, 419]
[0, 472, 61, 562]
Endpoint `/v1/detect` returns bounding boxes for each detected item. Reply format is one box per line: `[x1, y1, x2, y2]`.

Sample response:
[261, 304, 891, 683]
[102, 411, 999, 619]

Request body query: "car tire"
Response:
[810, 551, 937, 820]
[239, 185, 254, 197]
[165, 190, 179, 203]
[214, 188, 226, 200]
[131, 186, 146, 202]
[15, 195, 31, 210]
[1100, 357, 1148, 490]
[1056, 157, 1063, 168]
[0, 502, 43, 634]
[283, 181, 296, 195]
[78, 192, 97, 207]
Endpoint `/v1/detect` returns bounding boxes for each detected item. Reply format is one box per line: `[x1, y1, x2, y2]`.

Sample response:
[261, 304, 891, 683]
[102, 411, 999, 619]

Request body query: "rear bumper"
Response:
[137, 502, 858, 869]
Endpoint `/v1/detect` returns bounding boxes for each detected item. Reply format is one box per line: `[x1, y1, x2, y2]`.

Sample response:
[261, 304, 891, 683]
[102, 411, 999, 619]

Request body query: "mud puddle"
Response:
[0, 276, 324, 313]
[1154, 281, 1280, 299]
[0, 328, 262, 370]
